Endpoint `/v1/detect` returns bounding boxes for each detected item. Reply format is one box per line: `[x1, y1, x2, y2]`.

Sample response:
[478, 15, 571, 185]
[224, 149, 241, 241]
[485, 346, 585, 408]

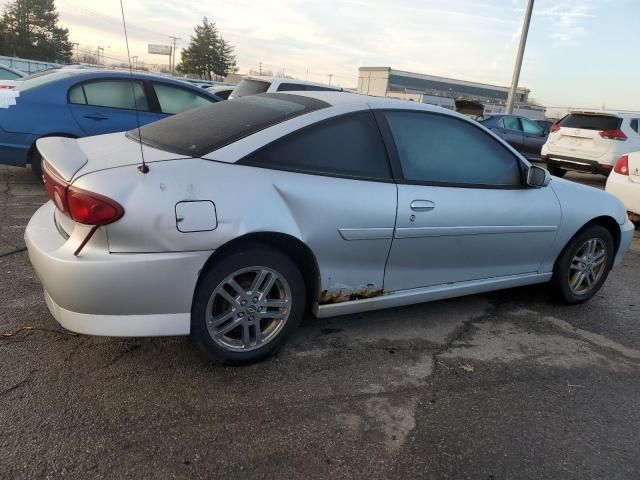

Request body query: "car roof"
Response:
[243, 76, 341, 90]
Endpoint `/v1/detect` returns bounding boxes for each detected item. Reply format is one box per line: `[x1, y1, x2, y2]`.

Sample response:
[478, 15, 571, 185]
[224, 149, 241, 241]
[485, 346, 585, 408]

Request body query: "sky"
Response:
[3, 0, 639, 111]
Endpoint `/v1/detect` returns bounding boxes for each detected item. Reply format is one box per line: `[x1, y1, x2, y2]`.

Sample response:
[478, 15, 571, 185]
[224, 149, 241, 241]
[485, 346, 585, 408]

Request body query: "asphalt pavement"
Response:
[1, 167, 639, 479]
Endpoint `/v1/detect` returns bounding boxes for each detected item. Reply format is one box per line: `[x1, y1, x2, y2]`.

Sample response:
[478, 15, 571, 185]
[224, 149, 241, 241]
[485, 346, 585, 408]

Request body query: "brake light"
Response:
[599, 129, 627, 141]
[42, 161, 124, 225]
[614, 155, 629, 176]
[550, 123, 560, 133]
[67, 188, 124, 225]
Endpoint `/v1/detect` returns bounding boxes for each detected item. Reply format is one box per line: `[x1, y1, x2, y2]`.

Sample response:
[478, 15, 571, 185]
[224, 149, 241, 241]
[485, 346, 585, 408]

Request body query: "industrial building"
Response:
[357, 67, 541, 117]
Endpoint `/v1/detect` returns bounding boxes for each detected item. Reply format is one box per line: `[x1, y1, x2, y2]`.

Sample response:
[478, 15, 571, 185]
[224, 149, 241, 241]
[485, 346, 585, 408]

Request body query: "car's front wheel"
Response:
[191, 244, 305, 365]
[551, 225, 615, 304]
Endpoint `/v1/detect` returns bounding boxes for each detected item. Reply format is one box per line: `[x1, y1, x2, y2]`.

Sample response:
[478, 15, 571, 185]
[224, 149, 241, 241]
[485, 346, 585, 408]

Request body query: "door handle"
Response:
[82, 114, 108, 121]
[410, 200, 435, 212]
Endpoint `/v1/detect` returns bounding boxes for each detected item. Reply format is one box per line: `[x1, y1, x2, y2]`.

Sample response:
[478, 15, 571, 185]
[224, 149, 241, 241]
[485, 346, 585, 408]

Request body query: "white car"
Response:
[606, 152, 640, 223]
[541, 111, 640, 177]
[229, 76, 341, 99]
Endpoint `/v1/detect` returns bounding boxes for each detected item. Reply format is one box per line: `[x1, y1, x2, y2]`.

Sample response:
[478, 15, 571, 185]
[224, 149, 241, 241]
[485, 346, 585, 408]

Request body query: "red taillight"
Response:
[66, 188, 124, 225]
[42, 161, 124, 225]
[550, 123, 560, 133]
[614, 155, 629, 176]
[599, 129, 627, 141]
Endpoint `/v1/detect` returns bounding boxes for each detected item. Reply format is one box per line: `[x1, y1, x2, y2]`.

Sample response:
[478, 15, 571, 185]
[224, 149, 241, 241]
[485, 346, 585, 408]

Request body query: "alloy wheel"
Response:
[205, 266, 292, 352]
[568, 238, 607, 296]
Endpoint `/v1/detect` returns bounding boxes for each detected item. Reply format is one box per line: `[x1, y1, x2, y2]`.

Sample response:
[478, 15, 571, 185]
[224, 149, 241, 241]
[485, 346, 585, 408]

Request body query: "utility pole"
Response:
[97, 46, 107, 66]
[132, 55, 138, 71]
[259, 62, 262, 75]
[168, 36, 180, 74]
[328, 74, 333, 85]
[73, 43, 79, 63]
[506, 0, 534, 114]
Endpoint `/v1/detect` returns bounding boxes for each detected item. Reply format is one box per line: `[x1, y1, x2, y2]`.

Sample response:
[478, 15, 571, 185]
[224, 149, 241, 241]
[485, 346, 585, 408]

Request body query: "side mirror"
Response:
[527, 165, 551, 188]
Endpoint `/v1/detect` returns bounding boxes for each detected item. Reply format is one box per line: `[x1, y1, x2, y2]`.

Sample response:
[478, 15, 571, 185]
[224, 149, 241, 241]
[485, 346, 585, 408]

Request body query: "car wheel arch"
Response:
[195, 232, 321, 315]
[554, 215, 621, 272]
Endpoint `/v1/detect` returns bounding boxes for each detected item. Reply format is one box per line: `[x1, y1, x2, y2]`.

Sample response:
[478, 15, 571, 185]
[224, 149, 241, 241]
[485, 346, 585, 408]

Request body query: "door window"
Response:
[520, 118, 544, 135]
[240, 111, 392, 180]
[498, 116, 522, 131]
[385, 111, 522, 186]
[153, 83, 215, 114]
[69, 80, 149, 111]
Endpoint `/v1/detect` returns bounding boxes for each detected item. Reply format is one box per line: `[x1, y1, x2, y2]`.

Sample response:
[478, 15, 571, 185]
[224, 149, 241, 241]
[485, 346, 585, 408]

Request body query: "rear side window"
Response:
[559, 114, 621, 131]
[69, 80, 149, 111]
[231, 79, 270, 98]
[153, 83, 214, 114]
[385, 111, 521, 186]
[240, 111, 391, 180]
[129, 93, 329, 157]
[498, 116, 521, 131]
[277, 83, 339, 92]
[631, 119, 639, 133]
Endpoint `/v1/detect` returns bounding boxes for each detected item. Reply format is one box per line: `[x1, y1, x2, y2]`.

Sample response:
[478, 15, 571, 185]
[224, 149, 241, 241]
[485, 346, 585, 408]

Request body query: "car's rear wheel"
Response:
[191, 245, 305, 365]
[551, 225, 614, 304]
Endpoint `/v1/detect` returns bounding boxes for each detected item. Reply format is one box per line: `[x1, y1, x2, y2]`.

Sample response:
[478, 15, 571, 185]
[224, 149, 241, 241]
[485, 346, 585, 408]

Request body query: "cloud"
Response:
[537, 0, 594, 47]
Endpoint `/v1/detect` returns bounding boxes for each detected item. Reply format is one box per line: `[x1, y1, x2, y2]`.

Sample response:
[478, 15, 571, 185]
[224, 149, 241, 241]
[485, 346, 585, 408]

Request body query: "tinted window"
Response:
[499, 116, 521, 131]
[129, 93, 329, 157]
[230, 79, 270, 98]
[631, 119, 639, 133]
[153, 83, 214, 114]
[70, 80, 149, 111]
[559, 114, 621, 131]
[241, 111, 391, 180]
[521, 118, 544, 135]
[385, 111, 521, 186]
[277, 83, 339, 92]
[0, 68, 21, 80]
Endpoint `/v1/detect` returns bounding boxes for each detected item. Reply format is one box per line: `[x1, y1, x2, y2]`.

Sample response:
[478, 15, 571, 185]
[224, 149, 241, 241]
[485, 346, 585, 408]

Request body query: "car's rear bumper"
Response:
[25, 202, 213, 336]
[607, 171, 640, 219]
[545, 154, 613, 175]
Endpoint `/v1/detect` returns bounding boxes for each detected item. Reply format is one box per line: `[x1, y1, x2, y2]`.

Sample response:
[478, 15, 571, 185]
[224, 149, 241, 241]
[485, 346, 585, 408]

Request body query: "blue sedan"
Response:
[0, 69, 221, 177]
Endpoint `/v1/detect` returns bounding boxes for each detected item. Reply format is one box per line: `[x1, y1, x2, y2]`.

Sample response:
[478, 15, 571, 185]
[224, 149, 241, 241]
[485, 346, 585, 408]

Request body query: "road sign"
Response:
[148, 44, 172, 55]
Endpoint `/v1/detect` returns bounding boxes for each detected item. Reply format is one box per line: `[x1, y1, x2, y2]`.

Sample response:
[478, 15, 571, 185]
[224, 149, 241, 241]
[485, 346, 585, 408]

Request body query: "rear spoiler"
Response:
[36, 137, 88, 182]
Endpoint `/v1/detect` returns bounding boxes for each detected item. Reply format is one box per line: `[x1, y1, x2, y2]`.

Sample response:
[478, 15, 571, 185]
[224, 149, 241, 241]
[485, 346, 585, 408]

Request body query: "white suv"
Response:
[541, 111, 640, 177]
[229, 76, 342, 99]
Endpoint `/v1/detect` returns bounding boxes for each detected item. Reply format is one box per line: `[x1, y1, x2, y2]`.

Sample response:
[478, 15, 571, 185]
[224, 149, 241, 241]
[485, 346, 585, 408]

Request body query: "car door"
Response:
[68, 79, 164, 136]
[151, 81, 217, 115]
[379, 110, 560, 292]
[520, 117, 547, 160]
[494, 116, 525, 152]
[238, 110, 397, 299]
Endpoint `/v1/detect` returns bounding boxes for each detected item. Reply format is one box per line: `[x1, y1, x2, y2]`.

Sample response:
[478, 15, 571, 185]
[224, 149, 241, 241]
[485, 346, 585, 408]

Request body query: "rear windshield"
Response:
[127, 93, 330, 157]
[14, 71, 75, 92]
[230, 79, 270, 98]
[559, 114, 621, 131]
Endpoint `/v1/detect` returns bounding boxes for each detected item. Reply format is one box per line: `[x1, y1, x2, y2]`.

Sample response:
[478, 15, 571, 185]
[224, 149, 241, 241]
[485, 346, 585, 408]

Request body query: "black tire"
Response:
[547, 165, 567, 178]
[30, 150, 43, 182]
[191, 243, 306, 365]
[551, 225, 615, 304]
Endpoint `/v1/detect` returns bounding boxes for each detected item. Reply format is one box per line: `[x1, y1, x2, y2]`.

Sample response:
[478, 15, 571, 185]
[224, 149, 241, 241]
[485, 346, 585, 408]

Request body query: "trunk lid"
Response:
[628, 152, 640, 184]
[546, 112, 621, 160]
[37, 132, 191, 182]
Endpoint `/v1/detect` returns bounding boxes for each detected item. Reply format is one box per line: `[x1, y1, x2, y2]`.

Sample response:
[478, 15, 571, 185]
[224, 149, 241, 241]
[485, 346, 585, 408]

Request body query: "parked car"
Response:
[478, 114, 548, 161]
[0, 69, 221, 178]
[606, 153, 640, 224]
[25, 92, 634, 364]
[542, 111, 640, 177]
[0, 64, 26, 80]
[207, 85, 234, 100]
[229, 76, 342, 99]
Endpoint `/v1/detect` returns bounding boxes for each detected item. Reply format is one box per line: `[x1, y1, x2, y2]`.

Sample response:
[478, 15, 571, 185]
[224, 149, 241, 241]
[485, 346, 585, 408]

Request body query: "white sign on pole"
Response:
[148, 44, 172, 55]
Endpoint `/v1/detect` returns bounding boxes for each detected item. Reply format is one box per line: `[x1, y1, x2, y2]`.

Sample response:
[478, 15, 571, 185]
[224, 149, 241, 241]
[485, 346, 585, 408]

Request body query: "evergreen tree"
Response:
[177, 17, 237, 80]
[0, 0, 72, 62]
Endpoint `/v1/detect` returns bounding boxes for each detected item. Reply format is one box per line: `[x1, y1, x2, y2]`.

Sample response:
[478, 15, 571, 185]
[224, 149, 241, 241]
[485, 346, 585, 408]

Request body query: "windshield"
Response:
[229, 79, 271, 98]
[127, 93, 329, 157]
[559, 114, 621, 131]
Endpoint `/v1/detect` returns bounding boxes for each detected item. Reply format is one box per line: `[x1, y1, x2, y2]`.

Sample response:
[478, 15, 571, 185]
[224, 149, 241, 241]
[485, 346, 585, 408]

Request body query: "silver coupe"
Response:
[25, 92, 635, 364]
